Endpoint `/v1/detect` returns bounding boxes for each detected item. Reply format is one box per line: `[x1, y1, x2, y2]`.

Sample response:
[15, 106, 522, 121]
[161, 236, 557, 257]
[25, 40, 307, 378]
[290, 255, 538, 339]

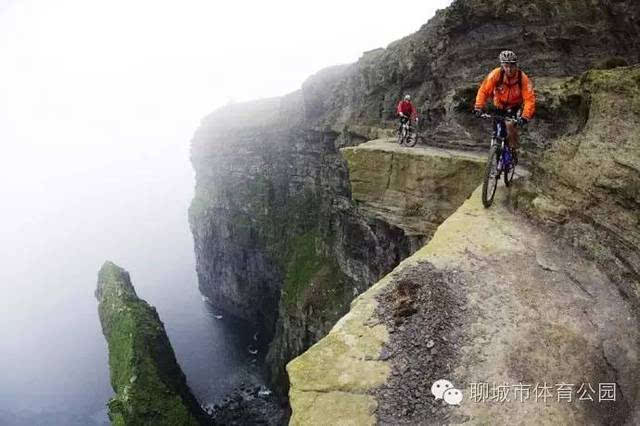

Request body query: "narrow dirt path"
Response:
[287, 174, 640, 425]
[387, 178, 640, 425]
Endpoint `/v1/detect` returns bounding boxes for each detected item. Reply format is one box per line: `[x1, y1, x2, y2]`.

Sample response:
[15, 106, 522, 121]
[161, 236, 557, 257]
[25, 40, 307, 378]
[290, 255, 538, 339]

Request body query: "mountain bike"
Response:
[478, 113, 519, 208]
[397, 116, 417, 147]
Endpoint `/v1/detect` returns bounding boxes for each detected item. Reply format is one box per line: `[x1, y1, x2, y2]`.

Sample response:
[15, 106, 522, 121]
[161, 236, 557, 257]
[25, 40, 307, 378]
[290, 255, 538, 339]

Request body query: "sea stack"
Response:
[95, 261, 209, 425]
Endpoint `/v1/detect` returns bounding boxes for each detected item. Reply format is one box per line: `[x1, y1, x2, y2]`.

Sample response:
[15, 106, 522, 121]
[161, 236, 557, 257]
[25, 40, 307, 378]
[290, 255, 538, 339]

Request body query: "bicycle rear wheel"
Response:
[504, 163, 515, 186]
[501, 147, 514, 186]
[482, 146, 499, 208]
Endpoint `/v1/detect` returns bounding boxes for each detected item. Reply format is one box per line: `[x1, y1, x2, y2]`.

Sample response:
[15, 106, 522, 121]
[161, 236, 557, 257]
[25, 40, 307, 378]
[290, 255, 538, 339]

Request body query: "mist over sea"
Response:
[0, 145, 261, 425]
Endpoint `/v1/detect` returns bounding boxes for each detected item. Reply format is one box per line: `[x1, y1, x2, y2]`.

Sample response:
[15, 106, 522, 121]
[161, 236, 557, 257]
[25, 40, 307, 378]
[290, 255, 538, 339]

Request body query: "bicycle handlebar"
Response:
[478, 113, 518, 122]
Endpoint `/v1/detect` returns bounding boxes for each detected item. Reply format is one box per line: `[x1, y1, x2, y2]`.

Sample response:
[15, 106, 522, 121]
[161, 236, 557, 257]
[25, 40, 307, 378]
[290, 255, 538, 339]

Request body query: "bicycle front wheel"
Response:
[482, 147, 499, 208]
[405, 131, 417, 147]
[397, 127, 406, 145]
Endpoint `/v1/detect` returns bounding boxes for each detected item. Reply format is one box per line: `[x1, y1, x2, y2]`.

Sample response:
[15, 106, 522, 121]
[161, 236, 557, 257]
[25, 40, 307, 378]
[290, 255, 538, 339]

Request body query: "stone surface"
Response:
[341, 139, 486, 236]
[288, 183, 640, 424]
[512, 66, 640, 312]
[95, 261, 209, 426]
[286, 254, 395, 425]
[288, 390, 377, 426]
[297, 0, 640, 150]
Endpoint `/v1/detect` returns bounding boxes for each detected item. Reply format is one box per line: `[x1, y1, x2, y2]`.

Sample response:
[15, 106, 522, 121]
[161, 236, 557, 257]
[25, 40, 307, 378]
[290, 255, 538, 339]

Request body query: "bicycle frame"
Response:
[480, 113, 517, 207]
[397, 116, 417, 147]
[492, 120, 513, 174]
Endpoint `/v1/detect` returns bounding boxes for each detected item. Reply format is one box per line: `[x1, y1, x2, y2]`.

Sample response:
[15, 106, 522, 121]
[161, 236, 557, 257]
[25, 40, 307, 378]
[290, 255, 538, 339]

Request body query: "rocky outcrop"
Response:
[95, 261, 209, 425]
[513, 65, 640, 313]
[189, 0, 640, 409]
[341, 140, 486, 236]
[288, 183, 640, 424]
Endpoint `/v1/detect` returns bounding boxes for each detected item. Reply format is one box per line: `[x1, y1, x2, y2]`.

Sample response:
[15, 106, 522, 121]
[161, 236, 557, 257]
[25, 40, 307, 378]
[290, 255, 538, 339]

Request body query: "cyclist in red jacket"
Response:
[397, 94, 418, 131]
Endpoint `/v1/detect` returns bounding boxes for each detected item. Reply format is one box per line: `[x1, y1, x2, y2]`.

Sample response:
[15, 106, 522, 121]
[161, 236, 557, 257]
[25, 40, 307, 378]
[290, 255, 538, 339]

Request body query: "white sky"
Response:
[0, 0, 452, 168]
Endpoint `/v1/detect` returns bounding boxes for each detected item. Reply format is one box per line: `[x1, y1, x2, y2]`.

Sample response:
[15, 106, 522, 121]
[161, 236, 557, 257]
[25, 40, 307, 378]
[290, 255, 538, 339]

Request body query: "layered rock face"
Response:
[190, 104, 417, 394]
[95, 261, 209, 425]
[189, 0, 640, 405]
[514, 66, 640, 312]
[287, 64, 640, 425]
[341, 140, 486, 236]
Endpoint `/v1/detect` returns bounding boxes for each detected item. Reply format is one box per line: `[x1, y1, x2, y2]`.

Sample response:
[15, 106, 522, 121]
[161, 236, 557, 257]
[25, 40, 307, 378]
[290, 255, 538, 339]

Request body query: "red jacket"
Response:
[397, 100, 417, 120]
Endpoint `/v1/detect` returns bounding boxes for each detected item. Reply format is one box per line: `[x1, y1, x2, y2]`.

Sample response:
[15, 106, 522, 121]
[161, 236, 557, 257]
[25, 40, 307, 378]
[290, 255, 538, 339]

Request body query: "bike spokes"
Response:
[482, 147, 499, 207]
[405, 131, 417, 147]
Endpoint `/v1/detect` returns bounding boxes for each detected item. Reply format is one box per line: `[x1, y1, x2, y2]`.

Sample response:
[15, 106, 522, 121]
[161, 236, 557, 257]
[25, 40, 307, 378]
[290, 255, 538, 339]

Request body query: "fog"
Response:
[0, 0, 452, 422]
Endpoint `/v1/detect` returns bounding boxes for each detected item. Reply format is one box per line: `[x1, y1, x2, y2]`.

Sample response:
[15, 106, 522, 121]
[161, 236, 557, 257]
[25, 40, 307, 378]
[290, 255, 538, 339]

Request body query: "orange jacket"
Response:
[474, 67, 536, 120]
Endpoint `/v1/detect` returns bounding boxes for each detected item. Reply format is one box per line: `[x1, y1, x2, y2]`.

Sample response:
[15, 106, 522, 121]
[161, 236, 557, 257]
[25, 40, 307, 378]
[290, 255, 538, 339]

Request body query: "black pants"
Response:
[398, 116, 411, 131]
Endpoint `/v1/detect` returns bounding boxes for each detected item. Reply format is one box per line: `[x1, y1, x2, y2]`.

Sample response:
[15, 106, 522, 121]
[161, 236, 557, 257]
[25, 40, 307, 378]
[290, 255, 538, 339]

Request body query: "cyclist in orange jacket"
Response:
[474, 50, 535, 164]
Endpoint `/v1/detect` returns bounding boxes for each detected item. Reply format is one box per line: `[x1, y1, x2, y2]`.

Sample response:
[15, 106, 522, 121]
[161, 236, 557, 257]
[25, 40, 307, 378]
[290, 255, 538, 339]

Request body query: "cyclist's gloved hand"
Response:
[517, 117, 528, 127]
[473, 108, 483, 118]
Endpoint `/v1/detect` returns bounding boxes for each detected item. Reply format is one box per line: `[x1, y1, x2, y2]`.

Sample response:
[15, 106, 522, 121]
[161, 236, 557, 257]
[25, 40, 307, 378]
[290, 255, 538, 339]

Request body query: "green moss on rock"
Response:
[95, 261, 209, 426]
[341, 141, 486, 236]
[282, 231, 351, 315]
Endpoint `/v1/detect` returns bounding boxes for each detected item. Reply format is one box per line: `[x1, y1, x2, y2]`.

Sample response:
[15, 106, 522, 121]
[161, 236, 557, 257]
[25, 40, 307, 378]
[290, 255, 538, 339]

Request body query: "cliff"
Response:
[341, 140, 486, 236]
[188, 0, 640, 411]
[95, 261, 209, 425]
[513, 67, 640, 312]
[287, 65, 640, 424]
[189, 105, 419, 394]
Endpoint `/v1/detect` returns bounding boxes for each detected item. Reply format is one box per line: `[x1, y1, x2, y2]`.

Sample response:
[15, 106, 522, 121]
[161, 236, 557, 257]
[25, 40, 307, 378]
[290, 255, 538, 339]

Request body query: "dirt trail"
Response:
[287, 173, 640, 425]
[381, 176, 640, 425]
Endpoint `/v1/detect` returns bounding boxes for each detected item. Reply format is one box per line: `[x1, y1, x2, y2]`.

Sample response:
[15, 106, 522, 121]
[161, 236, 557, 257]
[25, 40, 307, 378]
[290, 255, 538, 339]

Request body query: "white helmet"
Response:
[404, 94, 411, 100]
[499, 50, 517, 64]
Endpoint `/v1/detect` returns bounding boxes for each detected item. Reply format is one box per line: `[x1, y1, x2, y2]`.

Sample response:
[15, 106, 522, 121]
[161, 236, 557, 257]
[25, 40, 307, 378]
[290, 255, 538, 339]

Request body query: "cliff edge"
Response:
[95, 261, 209, 425]
[287, 66, 640, 424]
[189, 0, 640, 411]
[288, 182, 639, 424]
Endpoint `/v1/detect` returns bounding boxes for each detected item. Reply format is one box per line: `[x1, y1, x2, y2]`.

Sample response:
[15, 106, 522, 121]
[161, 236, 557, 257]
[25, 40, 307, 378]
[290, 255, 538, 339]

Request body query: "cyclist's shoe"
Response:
[473, 108, 483, 118]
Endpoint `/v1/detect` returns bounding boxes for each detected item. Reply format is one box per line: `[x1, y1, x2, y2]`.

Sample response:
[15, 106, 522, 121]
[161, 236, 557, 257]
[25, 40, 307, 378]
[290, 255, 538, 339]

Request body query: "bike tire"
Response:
[482, 147, 499, 208]
[397, 127, 406, 145]
[504, 162, 515, 186]
[405, 131, 417, 147]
